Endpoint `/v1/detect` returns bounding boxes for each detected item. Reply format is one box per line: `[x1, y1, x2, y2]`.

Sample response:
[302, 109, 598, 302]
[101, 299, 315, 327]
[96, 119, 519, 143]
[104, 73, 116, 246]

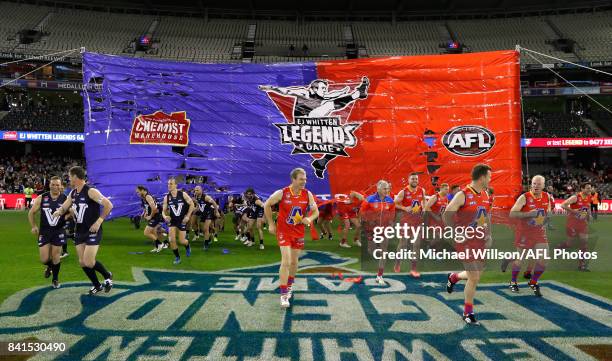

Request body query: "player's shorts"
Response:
[38, 231, 66, 247]
[169, 218, 187, 231]
[319, 206, 334, 221]
[246, 207, 258, 220]
[454, 238, 486, 263]
[277, 233, 304, 250]
[147, 215, 163, 228]
[75, 229, 103, 246]
[566, 220, 588, 237]
[200, 208, 215, 221]
[255, 207, 264, 219]
[514, 229, 547, 248]
[337, 211, 358, 220]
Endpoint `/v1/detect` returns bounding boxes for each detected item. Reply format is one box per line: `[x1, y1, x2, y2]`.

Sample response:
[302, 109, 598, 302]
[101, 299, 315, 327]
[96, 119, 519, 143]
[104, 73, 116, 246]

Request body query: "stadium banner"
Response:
[0, 78, 100, 91]
[0, 194, 38, 209]
[82, 50, 522, 218]
[522, 137, 612, 147]
[552, 199, 612, 214]
[0, 131, 85, 142]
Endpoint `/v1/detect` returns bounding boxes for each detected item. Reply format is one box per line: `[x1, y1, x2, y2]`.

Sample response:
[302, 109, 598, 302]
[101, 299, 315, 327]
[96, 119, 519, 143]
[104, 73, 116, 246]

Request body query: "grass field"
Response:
[0, 211, 610, 303]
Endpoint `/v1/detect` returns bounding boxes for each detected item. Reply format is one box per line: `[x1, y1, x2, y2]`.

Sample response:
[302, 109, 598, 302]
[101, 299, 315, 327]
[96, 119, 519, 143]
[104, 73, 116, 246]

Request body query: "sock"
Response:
[288, 276, 295, 288]
[93, 261, 111, 279]
[163, 239, 169, 245]
[260, 237, 264, 245]
[185, 243, 191, 250]
[377, 268, 383, 277]
[341, 238, 347, 244]
[62, 244, 67, 253]
[411, 260, 417, 271]
[173, 249, 180, 258]
[52, 262, 61, 282]
[511, 265, 520, 283]
[464, 302, 474, 315]
[280, 285, 288, 295]
[44, 260, 52, 267]
[155, 239, 161, 247]
[82, 267, 100, 287]
[449, 272, 460, 283]
[531, 264, 545, 283]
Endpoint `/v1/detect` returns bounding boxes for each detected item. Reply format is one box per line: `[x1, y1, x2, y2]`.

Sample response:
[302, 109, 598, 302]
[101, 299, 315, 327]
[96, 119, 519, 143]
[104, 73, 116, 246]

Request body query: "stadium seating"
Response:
[524, 112, 599, 138]
[1, 105, 83, 132]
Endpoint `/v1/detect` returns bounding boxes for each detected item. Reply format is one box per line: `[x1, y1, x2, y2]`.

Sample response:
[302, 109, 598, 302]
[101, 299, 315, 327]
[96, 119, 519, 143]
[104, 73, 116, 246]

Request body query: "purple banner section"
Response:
[82, 52, 330, 218]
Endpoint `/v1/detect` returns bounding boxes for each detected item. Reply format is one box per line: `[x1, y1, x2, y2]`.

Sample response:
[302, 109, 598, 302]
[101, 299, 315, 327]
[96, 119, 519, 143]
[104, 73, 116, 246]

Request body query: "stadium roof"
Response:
[7, 0, 612, 19]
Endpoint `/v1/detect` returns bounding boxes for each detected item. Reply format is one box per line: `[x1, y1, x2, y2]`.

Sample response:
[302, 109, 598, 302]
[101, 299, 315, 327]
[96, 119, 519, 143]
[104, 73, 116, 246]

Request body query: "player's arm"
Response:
[162, 195, 170, 222]
[424, 193, 440, 222]
[264, 190, 283, 234]
[350, 191, 364, 201]
[27, 196, 42, 234]
[394, 189, 408, 212]
[560, 195, 578, 214]
[509, 194, 536, 218]
[145, 194, 157, 220]
[205, 195, 221, 216]
[184, 195, 195, 224]
[254, 198, 265, 208]
[87, 188, 113, 233]
[259, 85, 308, 97]
[442, 191, 465, 227]
[52, 195, 72, 219]
[304, 191, 319, 226]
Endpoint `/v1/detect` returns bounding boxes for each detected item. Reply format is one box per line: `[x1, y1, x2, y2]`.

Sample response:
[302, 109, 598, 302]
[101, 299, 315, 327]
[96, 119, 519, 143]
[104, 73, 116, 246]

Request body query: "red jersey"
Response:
[568, 193, 591, 224]
[429, 192, 449, 215]
[515, 191, 551, 246]
[335, 192, 362, 217]
[277, 186, 310, 238]
[400, 186, 426, 224]
[457, 185, 493, 232]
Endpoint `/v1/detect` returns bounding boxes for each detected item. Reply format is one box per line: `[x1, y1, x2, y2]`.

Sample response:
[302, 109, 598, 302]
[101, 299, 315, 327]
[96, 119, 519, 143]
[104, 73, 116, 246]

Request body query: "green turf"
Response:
[0, 211, 610, 303]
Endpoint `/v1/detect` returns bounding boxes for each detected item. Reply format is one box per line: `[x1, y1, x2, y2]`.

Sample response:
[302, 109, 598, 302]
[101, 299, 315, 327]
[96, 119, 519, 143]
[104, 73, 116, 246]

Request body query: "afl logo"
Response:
[442, 125, 495, 157]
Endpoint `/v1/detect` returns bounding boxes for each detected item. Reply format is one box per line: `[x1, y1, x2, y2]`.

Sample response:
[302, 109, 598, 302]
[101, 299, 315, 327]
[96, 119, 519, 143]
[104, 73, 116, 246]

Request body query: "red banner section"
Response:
[0, 194, 39, 209]
[317, 50, 522, 208]
[523, 138, 612, 148]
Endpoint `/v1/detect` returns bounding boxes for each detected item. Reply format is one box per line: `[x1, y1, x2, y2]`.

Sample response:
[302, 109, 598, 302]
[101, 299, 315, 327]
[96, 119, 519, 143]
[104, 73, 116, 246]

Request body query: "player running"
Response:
[28, 176, 66, 289]
[508, 175, 552, 297]
[423, 183, 449, 249]
[361, 180, 396, 285]
[192, 186, 220, 250]
[244, 188, 266, 249]
[443, 164, 493, 325]
[316, 198, 334, 241]
[53, 166, 114, 295]
[394, 172, 427, 277]
[136, 185, 166, 253]
[264, 168, 319, 308]
[335, 191, 364, 248]
[556, 182, 592, 271]
[162, 178, 195, 265]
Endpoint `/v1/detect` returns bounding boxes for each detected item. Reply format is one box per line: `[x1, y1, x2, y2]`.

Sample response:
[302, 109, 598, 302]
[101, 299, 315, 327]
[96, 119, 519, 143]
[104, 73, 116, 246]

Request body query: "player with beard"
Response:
[28, 176, 66, 289]
[423, 183, 450, 250]
[53, 167, 114, 295]
[556, 182, 593, 271]
[136, 185, 166, 253]
[264, 168, 319, 308]
[192, 186, 220, 250]
[162, 178, 195, 264]
[394, 172, 426, 277]
[443, 164, 493, 325]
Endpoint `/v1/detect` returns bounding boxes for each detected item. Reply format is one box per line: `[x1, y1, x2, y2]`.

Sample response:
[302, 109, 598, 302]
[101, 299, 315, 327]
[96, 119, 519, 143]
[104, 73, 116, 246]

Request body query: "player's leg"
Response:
[324, 218, 333, 240]
[462, 268, 481, 324]
[256, 217, 265, 249]
[50, 244, 62, 288]
[84, 240, 113, 292]
[287, 245, 301, 299]
[144, 225, 161, 252]
[168, 226, 181, 264]
[177, 225, 191, 256]
[245, 218, 256, 246]
[202, 219, 212, 250]
[350, 217, 362, 247]
[39, 242, 52, 279]
[578, 233, 589, 271]
[278, 245, 292, 307]
[528, 243, 547, 296]
[509, 247, 523, 292]
[409, 233, 422, 278]
[76, 242, 101, 293]
[339, 217, 351, 248]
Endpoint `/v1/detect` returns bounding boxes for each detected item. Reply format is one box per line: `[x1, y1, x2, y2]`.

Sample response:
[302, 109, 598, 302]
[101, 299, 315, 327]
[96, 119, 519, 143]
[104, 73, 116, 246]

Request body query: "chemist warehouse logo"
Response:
[0, 251, 611, 360]
[260, 77, 369, 179]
